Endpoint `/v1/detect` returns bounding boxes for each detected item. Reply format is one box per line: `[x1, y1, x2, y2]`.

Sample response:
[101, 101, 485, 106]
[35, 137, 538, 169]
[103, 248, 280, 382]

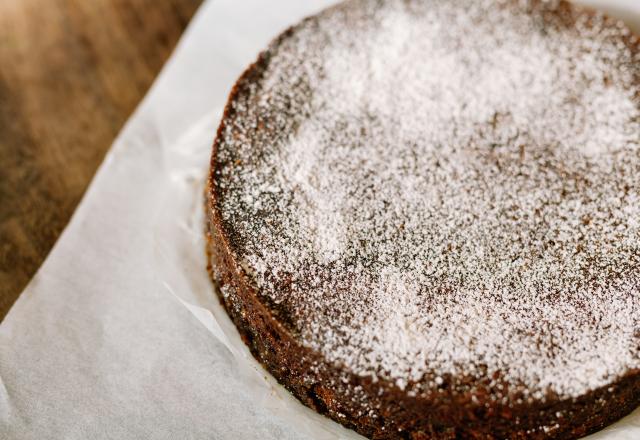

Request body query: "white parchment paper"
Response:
[1, 1, 639, 439]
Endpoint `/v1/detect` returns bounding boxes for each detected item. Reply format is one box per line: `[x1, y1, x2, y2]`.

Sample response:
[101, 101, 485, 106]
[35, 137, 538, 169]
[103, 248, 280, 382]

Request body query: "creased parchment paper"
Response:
[1, 1, 639, 439]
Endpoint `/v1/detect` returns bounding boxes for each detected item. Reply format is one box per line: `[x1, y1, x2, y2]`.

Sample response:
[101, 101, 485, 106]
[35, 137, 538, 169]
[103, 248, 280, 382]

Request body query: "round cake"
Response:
[206, 0, 640, 438]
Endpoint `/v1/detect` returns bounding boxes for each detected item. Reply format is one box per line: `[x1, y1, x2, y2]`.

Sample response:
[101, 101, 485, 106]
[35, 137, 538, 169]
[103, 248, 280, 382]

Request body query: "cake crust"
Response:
[206, 1, 640, 438]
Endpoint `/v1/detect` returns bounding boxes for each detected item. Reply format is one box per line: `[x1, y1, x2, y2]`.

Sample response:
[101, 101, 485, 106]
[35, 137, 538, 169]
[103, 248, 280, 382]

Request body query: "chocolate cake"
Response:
[205, 0, 640, 438]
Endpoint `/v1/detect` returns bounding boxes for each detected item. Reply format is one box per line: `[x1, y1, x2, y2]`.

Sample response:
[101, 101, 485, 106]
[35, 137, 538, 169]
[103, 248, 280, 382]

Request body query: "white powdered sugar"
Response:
[213, 0, 640, 400]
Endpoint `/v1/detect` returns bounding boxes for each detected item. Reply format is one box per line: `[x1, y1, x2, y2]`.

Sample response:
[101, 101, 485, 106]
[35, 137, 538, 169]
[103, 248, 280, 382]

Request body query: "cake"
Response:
[205, 0, 640, 438]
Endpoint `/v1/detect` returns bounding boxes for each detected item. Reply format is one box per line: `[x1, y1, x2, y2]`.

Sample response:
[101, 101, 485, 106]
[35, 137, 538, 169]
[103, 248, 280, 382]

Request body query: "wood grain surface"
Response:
[0, 0, 202, 320]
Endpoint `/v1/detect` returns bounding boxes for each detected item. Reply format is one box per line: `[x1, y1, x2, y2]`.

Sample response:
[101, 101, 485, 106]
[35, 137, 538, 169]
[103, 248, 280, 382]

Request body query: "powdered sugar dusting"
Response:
[213, 0, 640, 400]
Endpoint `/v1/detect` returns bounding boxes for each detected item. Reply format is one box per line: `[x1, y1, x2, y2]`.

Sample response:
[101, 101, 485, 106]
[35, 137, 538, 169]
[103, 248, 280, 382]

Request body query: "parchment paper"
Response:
[1, 1, 639, 439]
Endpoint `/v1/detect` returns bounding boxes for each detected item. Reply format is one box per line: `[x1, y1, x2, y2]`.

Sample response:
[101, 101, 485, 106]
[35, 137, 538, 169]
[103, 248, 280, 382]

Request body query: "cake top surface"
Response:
[212, 0, 640, 400]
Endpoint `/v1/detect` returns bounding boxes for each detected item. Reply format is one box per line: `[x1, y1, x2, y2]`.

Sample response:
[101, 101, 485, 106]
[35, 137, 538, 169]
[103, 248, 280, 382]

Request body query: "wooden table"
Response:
[0, 0, 202, 320]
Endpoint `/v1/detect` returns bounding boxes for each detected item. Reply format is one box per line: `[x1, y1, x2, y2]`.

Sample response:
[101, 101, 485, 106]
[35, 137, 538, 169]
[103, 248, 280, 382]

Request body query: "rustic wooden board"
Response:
[0, 0, 202, 320]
